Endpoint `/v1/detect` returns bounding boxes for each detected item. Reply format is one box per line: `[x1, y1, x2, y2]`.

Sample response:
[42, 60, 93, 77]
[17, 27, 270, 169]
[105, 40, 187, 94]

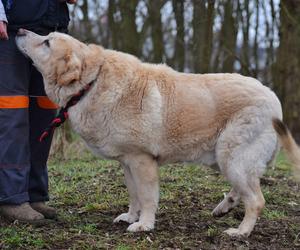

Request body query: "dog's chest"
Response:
[67, 105, 119, 159]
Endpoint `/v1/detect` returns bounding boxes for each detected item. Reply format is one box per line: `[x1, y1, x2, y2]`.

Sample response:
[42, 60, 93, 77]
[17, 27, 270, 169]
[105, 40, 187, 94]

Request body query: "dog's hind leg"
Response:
[218, 145, 267, 237]
[215, 107, 278, 236]
[122, 154, 159, 232]
[223, 174, 265, 237]
[212, 188, 240, 217]
[113, 164, 140, 224]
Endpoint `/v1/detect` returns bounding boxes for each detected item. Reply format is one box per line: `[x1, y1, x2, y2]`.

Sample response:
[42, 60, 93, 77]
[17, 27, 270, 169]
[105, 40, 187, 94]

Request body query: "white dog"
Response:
[15, 29, 300, 237]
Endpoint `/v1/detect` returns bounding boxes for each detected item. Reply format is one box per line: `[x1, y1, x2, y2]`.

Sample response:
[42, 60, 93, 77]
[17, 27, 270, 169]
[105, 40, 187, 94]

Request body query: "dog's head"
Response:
[16, 29, 103, 106]
[16, 29, 85, 86]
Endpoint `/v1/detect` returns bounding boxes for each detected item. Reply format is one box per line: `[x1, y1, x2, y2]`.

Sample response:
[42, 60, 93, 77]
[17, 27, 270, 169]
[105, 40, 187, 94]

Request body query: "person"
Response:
[0, 0, 76, 223]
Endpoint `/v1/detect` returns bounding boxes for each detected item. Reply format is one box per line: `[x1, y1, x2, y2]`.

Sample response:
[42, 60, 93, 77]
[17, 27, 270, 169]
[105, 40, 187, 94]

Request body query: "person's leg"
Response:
[0, 32, 44, 221]
[28, 65, 57, 218]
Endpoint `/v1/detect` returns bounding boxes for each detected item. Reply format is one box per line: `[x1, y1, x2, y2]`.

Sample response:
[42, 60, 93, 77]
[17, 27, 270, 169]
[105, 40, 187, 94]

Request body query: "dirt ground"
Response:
[0, 152, 299, 249]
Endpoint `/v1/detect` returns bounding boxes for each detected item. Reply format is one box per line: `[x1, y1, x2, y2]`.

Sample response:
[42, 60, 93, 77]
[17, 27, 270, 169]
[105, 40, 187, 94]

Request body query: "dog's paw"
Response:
[113, 213, 138, 224]
[126, 221, 154, 232]
[224, 228, 249, 237]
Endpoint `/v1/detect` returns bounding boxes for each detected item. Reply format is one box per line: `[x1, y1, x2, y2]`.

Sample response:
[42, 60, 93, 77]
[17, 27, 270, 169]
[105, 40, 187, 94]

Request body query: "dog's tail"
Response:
[272, 118, 300, 178]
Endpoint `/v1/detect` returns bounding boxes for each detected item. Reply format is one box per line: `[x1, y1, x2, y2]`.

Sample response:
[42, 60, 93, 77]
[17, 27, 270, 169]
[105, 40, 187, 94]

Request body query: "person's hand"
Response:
[0, 21, 8, 40]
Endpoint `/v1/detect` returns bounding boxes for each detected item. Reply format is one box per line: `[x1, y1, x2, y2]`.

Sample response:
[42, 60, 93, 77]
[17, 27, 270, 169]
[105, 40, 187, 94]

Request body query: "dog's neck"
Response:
[45, 78, 91, 107]
[63, 65, 102, 108]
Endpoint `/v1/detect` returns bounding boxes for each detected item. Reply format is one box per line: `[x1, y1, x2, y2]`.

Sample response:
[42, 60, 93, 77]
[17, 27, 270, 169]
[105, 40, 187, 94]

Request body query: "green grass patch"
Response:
[0, 151, 299, 249]
[262, 207, 287, 220]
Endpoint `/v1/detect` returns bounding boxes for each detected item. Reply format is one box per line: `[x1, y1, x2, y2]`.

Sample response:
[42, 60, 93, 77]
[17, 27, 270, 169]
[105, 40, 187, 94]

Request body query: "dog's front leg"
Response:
[113, 164, 140, 224]
[122, 154, 159, 232]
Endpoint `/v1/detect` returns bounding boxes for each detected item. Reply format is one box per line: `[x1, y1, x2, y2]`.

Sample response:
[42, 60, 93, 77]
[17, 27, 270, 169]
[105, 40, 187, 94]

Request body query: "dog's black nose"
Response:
[17, 29, 28, 36]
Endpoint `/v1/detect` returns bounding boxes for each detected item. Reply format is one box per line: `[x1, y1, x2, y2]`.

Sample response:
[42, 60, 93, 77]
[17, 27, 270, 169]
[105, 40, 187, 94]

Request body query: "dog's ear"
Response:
[56, 53, 82, 86]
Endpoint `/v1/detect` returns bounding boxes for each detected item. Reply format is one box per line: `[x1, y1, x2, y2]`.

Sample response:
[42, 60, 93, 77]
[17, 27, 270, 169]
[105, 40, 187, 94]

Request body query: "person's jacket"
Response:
[1, 0, 69, 31]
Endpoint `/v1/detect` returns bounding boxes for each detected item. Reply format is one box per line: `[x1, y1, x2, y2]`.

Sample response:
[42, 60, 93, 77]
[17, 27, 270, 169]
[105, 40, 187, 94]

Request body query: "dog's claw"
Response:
[126, 222, 154, 232]
[113, 213, 138, 224]
[224, 228, 249, 237]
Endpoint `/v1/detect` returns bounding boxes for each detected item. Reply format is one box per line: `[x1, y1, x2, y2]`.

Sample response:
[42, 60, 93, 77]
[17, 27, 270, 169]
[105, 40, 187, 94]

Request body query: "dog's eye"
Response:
[44, 39, 50, 47]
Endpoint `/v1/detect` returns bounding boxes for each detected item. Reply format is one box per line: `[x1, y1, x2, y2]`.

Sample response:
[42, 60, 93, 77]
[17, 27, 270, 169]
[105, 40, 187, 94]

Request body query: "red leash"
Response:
[39, 83, 93, 142]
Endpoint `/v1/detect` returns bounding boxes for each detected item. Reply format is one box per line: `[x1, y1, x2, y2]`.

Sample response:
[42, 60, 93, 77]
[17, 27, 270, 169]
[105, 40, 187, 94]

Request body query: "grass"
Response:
[0, 150, 299, 249]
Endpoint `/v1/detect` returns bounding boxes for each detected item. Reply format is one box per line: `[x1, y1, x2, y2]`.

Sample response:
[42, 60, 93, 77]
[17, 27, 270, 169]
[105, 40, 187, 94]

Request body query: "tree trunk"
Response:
[273, 0, 300, 141]
[221, 0, 238, 73]
[193, 0, 206, 73]
[172, 0, 185, 71]
[253, 0, 260, 78]
[148, 0, 164, 63]
[241, 0, 251, 75]
[201, 0, 215, 73]
[119, 0, 140, 56]
[81, 0, 93, 42]
[108, 0, 119, 50]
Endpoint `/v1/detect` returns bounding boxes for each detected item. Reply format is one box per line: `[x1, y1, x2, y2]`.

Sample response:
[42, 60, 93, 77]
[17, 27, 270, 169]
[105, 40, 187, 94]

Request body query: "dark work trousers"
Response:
[0, 31, 57, 205]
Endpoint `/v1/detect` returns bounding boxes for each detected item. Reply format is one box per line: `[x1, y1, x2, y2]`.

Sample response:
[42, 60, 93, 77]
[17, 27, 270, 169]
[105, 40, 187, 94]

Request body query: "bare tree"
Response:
[148, 0, 164, 63]
[220, 0, 238, 72]
[273, 0, 300, 140]
[172, 0, 185, 71]
[108, 0, 120, 50]
[119, 0, 140, 56]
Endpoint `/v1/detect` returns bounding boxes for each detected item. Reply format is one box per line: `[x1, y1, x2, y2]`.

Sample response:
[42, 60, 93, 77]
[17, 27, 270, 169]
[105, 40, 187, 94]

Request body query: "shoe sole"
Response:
[0, 215, 54, 226]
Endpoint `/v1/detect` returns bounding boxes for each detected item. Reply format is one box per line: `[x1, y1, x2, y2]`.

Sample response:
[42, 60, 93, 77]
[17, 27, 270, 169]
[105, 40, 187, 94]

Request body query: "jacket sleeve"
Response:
[0, 0, 8, 23]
